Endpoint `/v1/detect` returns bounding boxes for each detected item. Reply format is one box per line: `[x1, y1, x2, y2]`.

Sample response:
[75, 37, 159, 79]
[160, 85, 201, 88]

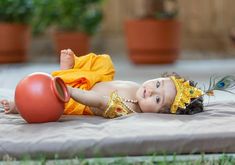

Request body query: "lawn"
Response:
[1, 153, 235, 165]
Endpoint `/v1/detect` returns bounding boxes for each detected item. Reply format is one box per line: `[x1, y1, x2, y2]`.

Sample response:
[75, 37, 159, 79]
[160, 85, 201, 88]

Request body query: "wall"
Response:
[101, 0, 235, 52]
[178, 0, 235, 52]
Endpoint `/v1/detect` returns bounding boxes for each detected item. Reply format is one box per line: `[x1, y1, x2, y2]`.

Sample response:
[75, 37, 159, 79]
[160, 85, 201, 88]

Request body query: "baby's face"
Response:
[136, 77, 176, 113]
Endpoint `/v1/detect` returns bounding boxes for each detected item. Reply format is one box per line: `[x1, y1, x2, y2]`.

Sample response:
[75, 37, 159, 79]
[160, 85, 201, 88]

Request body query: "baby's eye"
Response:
[156, 96, 161, 104]
[156, 81, 160, 88]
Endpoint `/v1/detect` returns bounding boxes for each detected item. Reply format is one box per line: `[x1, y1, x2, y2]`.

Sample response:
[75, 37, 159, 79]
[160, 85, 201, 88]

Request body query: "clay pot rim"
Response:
[52, 77, 70, 103]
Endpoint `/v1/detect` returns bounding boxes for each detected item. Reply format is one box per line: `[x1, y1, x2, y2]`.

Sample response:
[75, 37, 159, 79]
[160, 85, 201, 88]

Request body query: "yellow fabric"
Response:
[51, 53, 115, 115]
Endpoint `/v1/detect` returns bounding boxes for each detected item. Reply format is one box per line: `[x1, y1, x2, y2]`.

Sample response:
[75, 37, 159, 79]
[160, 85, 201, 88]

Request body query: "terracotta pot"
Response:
[0, 23, 30, 63]
[125, 19, 180, 64]
[15, 72, 70, 123]
[53, 31, 90, 57]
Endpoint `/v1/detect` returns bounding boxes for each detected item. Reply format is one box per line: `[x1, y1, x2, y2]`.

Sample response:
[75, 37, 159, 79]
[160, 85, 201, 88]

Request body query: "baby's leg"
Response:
[60, 49, 75, 70]
[0, 100, 18, 114]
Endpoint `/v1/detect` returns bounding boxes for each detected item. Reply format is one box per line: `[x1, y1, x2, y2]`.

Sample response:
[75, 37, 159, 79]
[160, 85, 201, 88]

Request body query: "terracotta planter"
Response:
[53, 31, 90, 56]
[125, 19, 180, 64]
[0, 23, 30, 63]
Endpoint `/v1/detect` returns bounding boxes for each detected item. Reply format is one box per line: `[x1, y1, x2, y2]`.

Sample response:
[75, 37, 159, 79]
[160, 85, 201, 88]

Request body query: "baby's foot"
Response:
[60, 49, 75, 70]
[0, 100, 18, 114]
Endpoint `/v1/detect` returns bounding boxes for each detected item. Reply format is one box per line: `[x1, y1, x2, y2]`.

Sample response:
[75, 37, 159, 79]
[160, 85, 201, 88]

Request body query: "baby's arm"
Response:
[67, 86, 108, 110]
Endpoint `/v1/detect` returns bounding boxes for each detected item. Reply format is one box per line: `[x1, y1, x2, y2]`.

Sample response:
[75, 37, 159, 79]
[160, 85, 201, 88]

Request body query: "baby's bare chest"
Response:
[91, 81, 142, 114]
[91, 81, 139, 98]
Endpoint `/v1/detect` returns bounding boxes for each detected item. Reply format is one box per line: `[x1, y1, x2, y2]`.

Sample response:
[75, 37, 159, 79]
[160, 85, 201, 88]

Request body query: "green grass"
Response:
[1, 153, 235, 165]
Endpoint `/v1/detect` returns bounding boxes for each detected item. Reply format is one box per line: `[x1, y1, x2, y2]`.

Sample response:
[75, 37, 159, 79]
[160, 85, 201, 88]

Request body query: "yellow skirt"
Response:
[51, 53, 115, 115]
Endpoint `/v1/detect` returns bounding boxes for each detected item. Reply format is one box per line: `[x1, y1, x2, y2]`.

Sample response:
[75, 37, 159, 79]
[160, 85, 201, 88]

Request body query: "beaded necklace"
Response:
[120, 97, 138, 113]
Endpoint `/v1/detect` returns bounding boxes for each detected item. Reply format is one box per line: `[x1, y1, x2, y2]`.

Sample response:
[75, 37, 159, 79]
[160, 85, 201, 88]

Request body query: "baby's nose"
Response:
[146, 88, 154, 97]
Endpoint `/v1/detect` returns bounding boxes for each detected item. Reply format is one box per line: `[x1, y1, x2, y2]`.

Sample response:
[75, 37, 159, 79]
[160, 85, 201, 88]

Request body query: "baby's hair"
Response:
[161, 72, 204, 115]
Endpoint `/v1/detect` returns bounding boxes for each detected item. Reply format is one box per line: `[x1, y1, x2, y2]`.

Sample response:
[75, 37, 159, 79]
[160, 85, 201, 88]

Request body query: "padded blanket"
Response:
[0, 89, 235, 159]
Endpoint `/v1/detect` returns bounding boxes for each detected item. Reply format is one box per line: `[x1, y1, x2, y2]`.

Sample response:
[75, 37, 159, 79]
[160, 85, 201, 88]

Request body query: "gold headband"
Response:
[170, 76, 204, 113]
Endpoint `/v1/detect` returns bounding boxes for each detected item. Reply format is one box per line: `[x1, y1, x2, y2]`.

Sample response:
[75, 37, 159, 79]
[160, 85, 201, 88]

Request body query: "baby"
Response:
[0, 49, 204, 118]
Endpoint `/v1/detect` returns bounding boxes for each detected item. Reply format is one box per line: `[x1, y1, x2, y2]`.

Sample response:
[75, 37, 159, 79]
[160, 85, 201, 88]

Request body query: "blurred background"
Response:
[0, 0, 235, 63]
[1, 0, 235, 101]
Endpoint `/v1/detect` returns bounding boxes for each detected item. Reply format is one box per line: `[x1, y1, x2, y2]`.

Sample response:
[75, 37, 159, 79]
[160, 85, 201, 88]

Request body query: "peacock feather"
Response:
[206, 75, 235, 96]
[184, 75, 235, 110]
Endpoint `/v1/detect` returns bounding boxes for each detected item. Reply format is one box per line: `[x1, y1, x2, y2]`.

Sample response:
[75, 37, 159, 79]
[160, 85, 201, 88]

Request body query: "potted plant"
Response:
[0, 0, 34, 63]
[125, 0, 180, 64]
[34, 0, 103, 56]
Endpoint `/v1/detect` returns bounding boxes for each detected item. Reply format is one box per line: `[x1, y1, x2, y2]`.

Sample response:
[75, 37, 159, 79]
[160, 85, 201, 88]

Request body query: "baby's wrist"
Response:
[67, 86, 73, 96]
